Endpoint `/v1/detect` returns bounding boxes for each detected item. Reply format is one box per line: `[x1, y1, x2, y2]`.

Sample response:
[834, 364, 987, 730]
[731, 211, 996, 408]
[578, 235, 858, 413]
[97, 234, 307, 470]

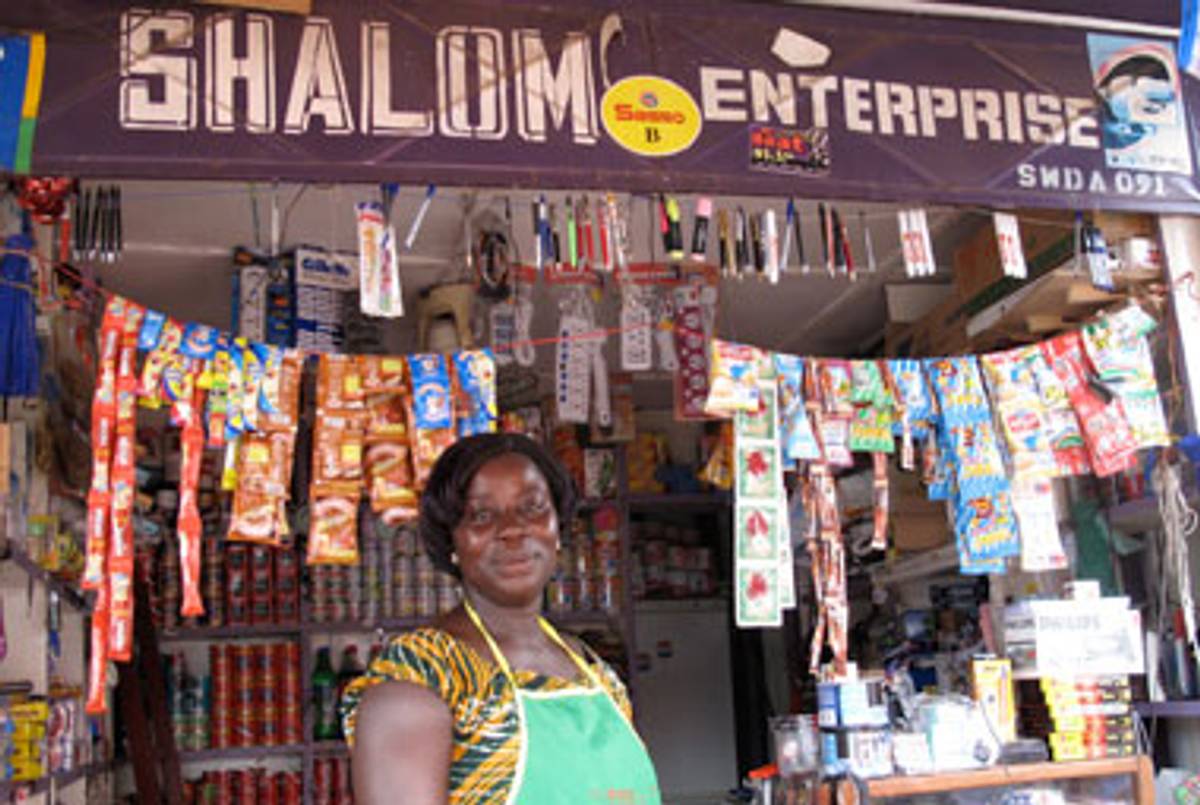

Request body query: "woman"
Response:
[343, 433, 661, 804]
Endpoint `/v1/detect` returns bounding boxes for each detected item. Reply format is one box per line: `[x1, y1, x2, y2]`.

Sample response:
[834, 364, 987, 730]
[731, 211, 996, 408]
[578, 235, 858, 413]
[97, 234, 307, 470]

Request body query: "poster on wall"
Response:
[1088, 34, 1193, 175]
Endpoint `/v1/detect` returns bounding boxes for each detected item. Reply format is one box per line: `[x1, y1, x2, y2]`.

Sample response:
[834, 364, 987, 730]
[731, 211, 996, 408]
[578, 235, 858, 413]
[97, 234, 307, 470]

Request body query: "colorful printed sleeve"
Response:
[341, 628, 468, 745]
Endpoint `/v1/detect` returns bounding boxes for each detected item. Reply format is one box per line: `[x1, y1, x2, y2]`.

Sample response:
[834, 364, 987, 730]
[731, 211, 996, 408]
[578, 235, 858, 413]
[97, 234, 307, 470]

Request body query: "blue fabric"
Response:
[0, 36, 30, 171]
[0, 233, 39, 396]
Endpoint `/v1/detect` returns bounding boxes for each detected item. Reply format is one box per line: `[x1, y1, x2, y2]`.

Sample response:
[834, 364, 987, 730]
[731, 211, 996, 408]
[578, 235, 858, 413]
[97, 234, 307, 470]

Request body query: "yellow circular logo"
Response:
[601, 75, 702, 157]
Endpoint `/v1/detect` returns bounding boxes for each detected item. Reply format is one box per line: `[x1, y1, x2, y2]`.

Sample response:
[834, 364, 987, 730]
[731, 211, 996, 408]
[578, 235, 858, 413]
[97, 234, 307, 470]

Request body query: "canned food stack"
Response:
[208, 642, 302, 750]
[169, 653, 208, 752]
[546, 511, 625, 615]
[225, 544, 251, 626]
[592, 507, 622, 614]
[313, 755, 354, 805]
[45, 696, 80, 775]
[184, 768, 302, 805]
[202, 533, 225, 626]
[633, 522, 715, 601]
[389, 532, 460, 620]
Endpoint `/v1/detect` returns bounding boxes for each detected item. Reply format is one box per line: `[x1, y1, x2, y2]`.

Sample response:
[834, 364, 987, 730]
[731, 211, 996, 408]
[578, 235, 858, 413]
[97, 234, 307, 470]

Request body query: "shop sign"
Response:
[12, 0, 1200, 211]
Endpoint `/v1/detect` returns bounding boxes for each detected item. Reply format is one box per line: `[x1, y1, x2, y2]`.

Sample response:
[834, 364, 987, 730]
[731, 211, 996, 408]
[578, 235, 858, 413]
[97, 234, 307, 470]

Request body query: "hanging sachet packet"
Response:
[946, 420, 1010, 500]
[774, 353, 822, 463]
[818, 359, 854, 416]
[888, 359, 933, 438]
[1041, 332, 1138, 477]
[850, 405, 895, 454]
[926, 356, 990, 426]
[850, 360, 888, 406]
[453, 349, 498, 437]
[139, 318, 183, 408]
[1082, 310, 1169, 449]
[1024, 345, 1091, 477]
[954, 491, 1020, 574]
[407, 354, 453, 430]
[979, 348, 1057, 481]
[706, 340, 762, 416]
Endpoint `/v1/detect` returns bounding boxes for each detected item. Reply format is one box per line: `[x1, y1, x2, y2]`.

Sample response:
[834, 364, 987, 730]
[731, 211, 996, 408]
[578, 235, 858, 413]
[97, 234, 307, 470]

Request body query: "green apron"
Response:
[464, 599, 662, 805]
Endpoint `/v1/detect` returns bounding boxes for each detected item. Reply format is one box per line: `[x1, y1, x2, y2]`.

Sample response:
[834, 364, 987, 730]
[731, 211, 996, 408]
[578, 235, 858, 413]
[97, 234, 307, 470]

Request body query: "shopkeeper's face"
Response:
[453, 453, 559, 608]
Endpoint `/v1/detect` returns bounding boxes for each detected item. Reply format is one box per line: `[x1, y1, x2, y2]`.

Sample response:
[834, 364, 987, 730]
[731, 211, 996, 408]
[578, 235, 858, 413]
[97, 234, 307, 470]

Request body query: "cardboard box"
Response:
[971, 658, 1017, 743]
[891, 511, 951, 552]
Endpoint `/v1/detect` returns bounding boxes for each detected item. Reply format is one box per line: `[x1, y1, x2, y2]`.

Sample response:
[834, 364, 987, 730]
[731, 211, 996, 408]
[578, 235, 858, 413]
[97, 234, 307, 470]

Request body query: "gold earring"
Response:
[451, 551, 459, 565]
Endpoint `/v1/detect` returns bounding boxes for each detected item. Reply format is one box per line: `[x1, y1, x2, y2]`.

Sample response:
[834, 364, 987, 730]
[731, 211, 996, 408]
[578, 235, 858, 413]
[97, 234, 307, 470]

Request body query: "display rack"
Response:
[155, 440, 734, 805]
[0, 759, 117, 800]
[830, 756, 1155, 804]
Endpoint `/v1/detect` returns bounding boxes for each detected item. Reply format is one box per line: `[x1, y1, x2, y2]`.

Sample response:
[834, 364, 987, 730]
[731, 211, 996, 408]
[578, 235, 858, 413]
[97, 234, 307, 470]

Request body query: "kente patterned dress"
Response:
[341, 627, 633, 805]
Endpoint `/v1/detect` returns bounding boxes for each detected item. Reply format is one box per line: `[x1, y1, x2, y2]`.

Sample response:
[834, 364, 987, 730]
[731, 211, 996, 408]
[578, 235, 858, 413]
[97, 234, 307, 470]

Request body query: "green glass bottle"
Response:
[312, 647, 339, 741]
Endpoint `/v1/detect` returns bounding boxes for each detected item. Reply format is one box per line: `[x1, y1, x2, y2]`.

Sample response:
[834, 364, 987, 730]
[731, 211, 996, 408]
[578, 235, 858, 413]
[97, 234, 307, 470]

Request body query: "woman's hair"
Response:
[419, 432, 576, 579]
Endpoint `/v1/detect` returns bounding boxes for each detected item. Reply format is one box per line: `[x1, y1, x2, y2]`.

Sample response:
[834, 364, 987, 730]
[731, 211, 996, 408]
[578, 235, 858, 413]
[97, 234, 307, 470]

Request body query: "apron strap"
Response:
[463, 597, 603, 689]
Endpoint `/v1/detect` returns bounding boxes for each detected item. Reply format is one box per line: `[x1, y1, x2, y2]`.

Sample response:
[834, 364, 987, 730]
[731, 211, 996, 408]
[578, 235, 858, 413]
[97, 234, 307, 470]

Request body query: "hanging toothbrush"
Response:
[663, 196, 684, 262]
[763, 208, 780, 285]
[834, 207, 854, 281]
[860, 210, 877, 273]
[691, 197, 712, 263]
[581, 196, 595, 272]
[749, 212, 764, 279]
[597, 197, 613, 272]
[735, 207, 751, 279]
[818, 203, 834, 277]
[565, 196, 578, 270]
[404, 184, 436, 251]
[780, 198, 796, 272]
[718, 209, 735, 277]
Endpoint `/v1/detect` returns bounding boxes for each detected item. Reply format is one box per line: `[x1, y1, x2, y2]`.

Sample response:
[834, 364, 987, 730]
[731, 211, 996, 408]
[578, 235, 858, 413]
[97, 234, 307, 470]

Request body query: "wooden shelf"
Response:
[0, 759, 115, 797]
[1134, 700, 1200, 719]
[179, 744, 305, 763]
[627, 492, 731, 510]
[578, 497, 619, 511]
[1106, 487, 1199, 534]
[159, 622, 303, 642]
[862, 756, 1152, 801]
[311, 740, 349, 757]
[964, 265, 1160, 351]
[304, 617, 428, 635]
[5, 546, 89, 611]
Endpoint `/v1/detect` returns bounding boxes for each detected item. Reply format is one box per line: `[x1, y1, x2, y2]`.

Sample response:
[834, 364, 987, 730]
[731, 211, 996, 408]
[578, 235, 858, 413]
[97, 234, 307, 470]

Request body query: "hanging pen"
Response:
[597, 198, 612, 271]
[795, 200, 810, 273]
[818, 203, 833, 276]
[581, 197, 595, 271]
[733, 208, 748, 278]
[836, 208, 854, 281]
[405, 184, 436, 251]
[753, 212, 767, 277]
[664, 196, 684, 262]
[717, 209, 734, 277]
[780, 199, 795, 271]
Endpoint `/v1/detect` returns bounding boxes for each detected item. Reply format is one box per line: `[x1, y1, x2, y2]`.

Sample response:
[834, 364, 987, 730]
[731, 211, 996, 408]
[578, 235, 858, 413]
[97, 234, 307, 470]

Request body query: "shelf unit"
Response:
[4, 545, 89, 612]
[179, 744, 305, 763]
[152, 437, 732, 805]
[1133, 700, 1200, 719]
[0, 760, 116, 800]
[832, 756, 1154, 803]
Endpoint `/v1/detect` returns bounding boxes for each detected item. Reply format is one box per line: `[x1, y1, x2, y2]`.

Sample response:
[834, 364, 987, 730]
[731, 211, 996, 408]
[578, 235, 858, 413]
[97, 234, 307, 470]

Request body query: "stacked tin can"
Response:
[592, 507, 622, 614]
[275, 546, 301, 623]
[190, 769, 302, 805]
[313, 756, 354, 805]
[209, 645, 232, 748]
[225, 544, 250, 626]
[202, 533, 225, 626]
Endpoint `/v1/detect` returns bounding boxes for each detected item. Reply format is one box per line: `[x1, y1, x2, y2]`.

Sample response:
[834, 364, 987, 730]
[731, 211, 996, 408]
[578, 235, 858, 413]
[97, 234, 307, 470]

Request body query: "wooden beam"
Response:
[198, 0, 313, 14]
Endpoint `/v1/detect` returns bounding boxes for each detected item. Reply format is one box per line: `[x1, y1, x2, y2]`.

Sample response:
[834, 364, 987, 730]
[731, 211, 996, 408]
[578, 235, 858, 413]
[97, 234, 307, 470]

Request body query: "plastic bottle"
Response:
[334, 646, 364, 739]
[312, 647, 338, 741]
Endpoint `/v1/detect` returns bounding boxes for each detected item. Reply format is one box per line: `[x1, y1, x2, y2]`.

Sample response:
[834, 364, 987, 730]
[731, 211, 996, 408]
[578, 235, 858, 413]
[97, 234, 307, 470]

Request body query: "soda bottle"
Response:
[312, 647, 339, 741]
[335, 646, 364, 739]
